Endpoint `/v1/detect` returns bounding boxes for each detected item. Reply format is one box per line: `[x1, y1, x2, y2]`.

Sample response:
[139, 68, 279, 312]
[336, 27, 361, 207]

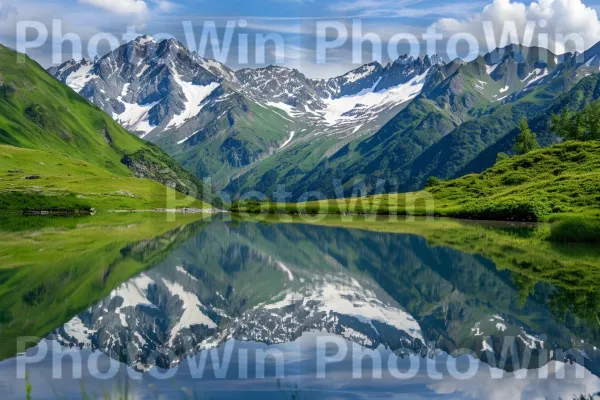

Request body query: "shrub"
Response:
[513, 117, 539, 155]
[549, 217, 600, 244]
[451, 199, 551, 222]
[496, 152, 510, 163]
[425, 176, 442, 188]
[0, 192, 92, 213]
[24, 104, 54, 128]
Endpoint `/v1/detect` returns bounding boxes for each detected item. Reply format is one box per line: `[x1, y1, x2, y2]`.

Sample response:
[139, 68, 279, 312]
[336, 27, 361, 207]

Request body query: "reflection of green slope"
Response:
[0, 213, 210, 360]
[263, 218, 599, 348]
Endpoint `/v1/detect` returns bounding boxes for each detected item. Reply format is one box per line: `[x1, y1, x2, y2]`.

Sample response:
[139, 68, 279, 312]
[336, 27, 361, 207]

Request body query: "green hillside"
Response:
[425, 140, 600, 220]
[234, 140, 600, 225]
[0, 45, 215, 212]
[156, 99, 297, 189]
[461, 73, 600, 175]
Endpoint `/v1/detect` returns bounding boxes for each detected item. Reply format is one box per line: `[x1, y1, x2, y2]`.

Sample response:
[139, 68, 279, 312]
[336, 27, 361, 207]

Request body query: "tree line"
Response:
[511, 99, 600, 157]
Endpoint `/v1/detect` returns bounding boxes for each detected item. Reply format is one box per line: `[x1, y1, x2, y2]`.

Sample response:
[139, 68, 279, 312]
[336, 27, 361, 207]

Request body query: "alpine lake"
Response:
[0, 212, 598, 399]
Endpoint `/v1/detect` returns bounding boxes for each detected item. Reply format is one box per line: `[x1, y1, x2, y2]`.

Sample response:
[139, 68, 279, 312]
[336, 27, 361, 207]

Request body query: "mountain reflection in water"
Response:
[0, 216, 598, 399]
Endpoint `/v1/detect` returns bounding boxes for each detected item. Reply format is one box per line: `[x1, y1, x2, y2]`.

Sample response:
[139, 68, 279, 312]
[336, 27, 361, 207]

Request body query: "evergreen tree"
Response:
[496, 152, 509, 163]
[551, 100, 600, 141]
[514, 117, 539, 155]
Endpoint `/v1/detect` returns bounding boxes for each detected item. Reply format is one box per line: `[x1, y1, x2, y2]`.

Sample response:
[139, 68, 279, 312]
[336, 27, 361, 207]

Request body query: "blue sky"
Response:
[4, 0, 600, 78]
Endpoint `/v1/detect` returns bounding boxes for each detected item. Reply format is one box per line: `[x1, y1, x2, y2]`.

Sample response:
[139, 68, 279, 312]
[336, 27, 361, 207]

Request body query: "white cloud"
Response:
[79, 0, 149, 16]
[434, 0, 600, 55]
[151, 0, 178, 13]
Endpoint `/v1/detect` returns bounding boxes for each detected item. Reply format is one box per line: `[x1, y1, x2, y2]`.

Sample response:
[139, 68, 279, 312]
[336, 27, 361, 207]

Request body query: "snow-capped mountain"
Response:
[49, 35, 238, 139]
[49, 38, 600, 196]
[234, 54, 444, 144]
[51, 36, 443, 142]
[49, 36, 444, 187]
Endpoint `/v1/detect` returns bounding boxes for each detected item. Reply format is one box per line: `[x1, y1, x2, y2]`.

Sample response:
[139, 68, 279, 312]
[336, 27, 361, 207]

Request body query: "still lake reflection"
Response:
[0, 215, 598, 399]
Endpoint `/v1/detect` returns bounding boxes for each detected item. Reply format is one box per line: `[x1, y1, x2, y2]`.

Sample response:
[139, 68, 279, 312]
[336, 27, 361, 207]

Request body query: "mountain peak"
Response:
[134, 35, 155, 45]
[264, 64, 292, 72]
[425, 54, 444, 66]
[390, 54, 445, 69]
[394, 55, 415, 65]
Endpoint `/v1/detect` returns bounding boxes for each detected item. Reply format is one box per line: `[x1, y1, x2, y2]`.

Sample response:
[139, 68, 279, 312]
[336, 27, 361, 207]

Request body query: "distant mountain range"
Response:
[50, 37, 600, 198]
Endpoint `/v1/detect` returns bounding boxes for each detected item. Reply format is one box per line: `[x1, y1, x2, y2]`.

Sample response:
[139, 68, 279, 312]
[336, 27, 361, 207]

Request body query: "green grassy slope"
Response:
[234, 140, 600, 224]
[0, 45, 214, 211]
[426, 140, 600, 220]
[156, 98, 296, 189]
[0, 145, 209, 211]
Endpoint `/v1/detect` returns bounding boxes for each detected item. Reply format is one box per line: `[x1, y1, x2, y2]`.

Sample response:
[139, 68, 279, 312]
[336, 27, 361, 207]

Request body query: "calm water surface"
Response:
[0, 215, 598, 399]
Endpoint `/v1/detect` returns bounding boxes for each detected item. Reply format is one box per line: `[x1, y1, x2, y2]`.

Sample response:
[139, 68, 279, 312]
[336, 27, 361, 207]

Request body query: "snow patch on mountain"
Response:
[275, 261, 294, 280]
[278, 131, 295, 151]
[486, 63, 500, 75]
[65, 62, 95, 91]
[176, 266, 198, 282]
[168, 67, 220, 129]
[343, 64, 377, 83]
[261, 277, 423, 341]
[137, 35, 155, 45]
[63, 316, 96, 346]
[110, 274, 155, 309]
[115, 100, 159, 137]
[526, 68, 549, 86]
[319, 69, 429, 126]
[585, 55, 597, 67]
[266, 102, 298, 119]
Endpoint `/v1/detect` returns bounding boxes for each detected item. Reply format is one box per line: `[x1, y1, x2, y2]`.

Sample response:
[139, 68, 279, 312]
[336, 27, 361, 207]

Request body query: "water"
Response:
[0, 214, 598, 399]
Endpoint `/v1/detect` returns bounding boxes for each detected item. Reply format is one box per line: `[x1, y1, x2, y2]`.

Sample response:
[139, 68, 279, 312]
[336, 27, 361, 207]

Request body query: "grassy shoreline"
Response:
[229, 203, 600, 244]
[231, 140, 600, 242]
